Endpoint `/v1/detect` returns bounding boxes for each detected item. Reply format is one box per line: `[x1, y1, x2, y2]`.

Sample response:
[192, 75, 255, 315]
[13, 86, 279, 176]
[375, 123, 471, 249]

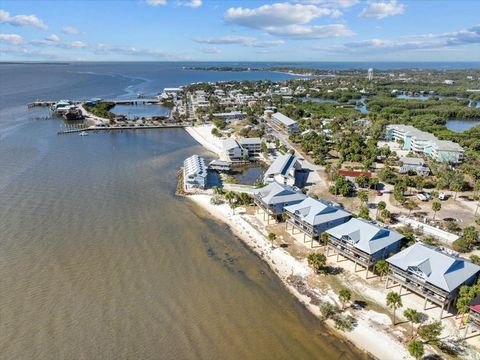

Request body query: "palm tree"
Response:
[376, 201, 386, 218]
[403, 308, 421, 339]
[307, 253, 327, 274]
[386, 291, 403, 325]
[225, 191, 235, 204]
[432, 200, 441, 221]
[320, 232, 329, 247]
[370, 177, 379, 191]
[375, 260, 389, 280]
[267, 232, 276, 248]
[451, 182, 463, 200]
[381, 209, 392, 223]
[404, 200, 417, 216]
[339, 288, 351, 310]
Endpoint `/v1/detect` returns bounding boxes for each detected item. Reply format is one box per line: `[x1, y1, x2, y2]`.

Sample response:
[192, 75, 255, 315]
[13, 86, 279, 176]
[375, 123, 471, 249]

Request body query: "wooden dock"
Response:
[28, 99, 160, 108]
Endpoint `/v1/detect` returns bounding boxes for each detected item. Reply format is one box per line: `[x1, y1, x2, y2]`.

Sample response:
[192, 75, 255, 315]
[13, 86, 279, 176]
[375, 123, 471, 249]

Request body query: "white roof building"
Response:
[183, 155, 207, 190]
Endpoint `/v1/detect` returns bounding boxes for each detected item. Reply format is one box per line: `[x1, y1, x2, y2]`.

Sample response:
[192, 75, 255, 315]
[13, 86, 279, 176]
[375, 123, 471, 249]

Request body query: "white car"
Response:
[416, 193, 427, 201]
[439, 192, 447, 200]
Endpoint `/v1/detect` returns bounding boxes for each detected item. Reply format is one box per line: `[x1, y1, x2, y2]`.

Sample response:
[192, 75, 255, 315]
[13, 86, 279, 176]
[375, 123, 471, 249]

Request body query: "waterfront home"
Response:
[386, 243, 480, 318]
[271, 112, 299, 133]
[386, 124, 464, 164]
[238, 137, 262, 156]
[263, 154, 302, 186]
[183, 155, 207, 190]
[254, 182, 306, 223]
[326, 218, 404, 278]
[399, 157, 430, 176]
[284, 197, 351, 242]
[220, 138, 249, 162]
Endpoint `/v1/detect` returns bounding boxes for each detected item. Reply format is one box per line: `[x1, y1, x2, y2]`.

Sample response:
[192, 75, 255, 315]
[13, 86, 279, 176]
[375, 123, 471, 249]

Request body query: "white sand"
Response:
[185, 125, 223, 157]
[188, 194, 412, 360]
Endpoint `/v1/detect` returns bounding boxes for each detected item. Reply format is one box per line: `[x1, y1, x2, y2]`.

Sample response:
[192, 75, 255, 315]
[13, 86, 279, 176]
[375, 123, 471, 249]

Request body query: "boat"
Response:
[79, 131, 88, 136]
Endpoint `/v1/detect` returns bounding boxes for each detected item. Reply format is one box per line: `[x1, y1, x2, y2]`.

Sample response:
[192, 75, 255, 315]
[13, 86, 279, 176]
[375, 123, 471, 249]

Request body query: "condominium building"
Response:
[386, 124, 464, 164]
[263, 154, 302, 186]
[183, 155, 207, 190]
[238, 137, 262, 156]
[271, 112, 299, 133]
[220, 138, 249, 162]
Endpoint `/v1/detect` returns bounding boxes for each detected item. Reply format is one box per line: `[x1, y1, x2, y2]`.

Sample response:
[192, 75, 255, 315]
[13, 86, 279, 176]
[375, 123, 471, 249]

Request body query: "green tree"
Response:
[381, 209, 392, 223]
[451, 181, 463, 200]
[418, 320, 443, 345]
[432, 200, 441, 221]
[370, 177, 380, 190]
[320, 232, 329, 246]
[375, 260, 389, 279]
[403, 308, 421, 338]
[307, 253, 327, 274]
[339, 288, 352, 310]
[407, 340, 424, 360]
[470, 254, 480, 265]
[386, 291, 403, 325]
[404, 200, 418, 216]
[377, 201, 386, 218]
[358, 205, 370, 220]
[268, 232, 277, 248]
[358, 190, 369, 205]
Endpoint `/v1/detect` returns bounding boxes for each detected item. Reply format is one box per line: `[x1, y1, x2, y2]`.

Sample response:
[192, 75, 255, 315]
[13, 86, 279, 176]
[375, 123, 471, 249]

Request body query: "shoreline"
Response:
[186, 193, 411, 360]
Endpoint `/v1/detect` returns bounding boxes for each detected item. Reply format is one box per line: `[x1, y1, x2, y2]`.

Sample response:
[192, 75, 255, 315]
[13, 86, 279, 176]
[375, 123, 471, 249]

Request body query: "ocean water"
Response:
[0, 63, 367, 359]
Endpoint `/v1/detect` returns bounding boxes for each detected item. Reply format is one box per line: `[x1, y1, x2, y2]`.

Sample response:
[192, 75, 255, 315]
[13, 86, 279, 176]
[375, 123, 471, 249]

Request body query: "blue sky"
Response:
[1, 0, 479, 61]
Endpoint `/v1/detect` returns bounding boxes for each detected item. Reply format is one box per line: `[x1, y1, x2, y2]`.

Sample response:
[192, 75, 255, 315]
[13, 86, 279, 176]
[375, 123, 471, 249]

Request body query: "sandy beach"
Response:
[188, 193, 412, 360]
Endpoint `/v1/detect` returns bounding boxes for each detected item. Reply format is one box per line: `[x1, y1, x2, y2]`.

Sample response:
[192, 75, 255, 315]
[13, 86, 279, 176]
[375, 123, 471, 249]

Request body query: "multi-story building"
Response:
[253, 182, 306, 223]
[386, 243, 480, 318]
[263, 154, 302, 186]
[386, 124, 464, 164]
[326, 218, 404, 278]
[284, 197, 351, 242]
[238, 137, 262, 156]
[183, 155, 207, 190]
[271, 112, 299, 133]
[220, 138, 249, 162]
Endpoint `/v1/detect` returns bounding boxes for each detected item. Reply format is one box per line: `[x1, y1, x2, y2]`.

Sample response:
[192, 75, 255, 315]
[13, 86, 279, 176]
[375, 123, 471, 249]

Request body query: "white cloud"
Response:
[267, 24, 354, 39]
[193, 35, 284, 48]
[145, 0, 167, 6]
[359, 1, 405, 19]
[325, 25, 480, 54]
[225, 3, 339, 29]
[224, 2, 354, 40]
[0, 9, 47, 30]
[62, 26, 79, 35]
[0, 33, 23, 45]
[200, 46, 220, 54]
[299, 0, 358, 8]
[45, 34, 60, 43]
[179, 0, 202, 8]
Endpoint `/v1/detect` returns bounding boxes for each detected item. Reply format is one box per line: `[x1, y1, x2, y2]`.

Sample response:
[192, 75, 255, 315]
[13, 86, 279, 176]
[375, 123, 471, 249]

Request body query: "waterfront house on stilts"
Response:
[325, 218, 403, 279]
[253, 182, 306, 224]
[284, 197, 351, 246]
[386, 243, 480, 319]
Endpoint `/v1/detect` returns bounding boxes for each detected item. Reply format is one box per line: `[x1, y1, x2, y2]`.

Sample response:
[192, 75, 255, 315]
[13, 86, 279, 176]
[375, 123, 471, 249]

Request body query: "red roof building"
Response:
[337, 169, 372, 178]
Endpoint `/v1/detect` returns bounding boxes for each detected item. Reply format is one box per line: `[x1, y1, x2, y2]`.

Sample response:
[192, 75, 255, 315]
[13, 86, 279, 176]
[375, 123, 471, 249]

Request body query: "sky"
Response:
[0, 0, 479, 62]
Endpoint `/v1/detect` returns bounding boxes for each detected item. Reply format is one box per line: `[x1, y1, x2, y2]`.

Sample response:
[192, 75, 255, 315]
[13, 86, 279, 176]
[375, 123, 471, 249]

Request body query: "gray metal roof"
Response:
[387, 243, 480, 292]
[326, 218, 403, 255]
[254, 182, 306, 205]
[238, 137, 262, 145]
[272, 112, 297, 127]
[284, 197, 351, 227]
[221, 138, 241, 151]
[400, 157, 425, 166]
[264, 154, 300, 177]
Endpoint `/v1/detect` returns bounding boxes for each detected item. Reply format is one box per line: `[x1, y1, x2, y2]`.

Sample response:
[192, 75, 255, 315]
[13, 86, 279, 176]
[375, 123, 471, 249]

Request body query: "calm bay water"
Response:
[0, 63, 366, 359]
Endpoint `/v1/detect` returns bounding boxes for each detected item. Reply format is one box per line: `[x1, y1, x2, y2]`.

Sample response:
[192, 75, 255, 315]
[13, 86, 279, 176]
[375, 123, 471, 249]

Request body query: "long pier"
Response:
[57, 124, 187, 135]
[28, 98, 160, 108]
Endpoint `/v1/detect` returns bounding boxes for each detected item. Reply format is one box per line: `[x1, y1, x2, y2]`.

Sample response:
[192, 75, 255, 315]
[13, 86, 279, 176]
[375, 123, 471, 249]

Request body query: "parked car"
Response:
[416, 193, 428, 201]
[439, 192, 447, 200]
[376, 190, 383, 196]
